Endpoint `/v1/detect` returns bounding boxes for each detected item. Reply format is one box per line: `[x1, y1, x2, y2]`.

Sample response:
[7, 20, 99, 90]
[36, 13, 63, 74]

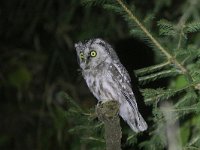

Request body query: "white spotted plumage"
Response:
[75, 38, 147, 132]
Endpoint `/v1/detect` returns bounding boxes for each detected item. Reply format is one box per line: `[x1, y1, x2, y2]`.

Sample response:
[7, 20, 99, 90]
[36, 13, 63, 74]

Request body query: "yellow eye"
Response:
[90, 50, 97, 57]
[80, 52, 84, 60]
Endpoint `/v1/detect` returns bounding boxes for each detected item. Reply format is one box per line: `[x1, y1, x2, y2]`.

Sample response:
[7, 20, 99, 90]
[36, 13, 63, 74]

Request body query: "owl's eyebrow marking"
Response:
[98, 41, 106, 47]
[85, 39, 95, 47]
[98, 41, 110, 55]
[88, 39, 96, 48]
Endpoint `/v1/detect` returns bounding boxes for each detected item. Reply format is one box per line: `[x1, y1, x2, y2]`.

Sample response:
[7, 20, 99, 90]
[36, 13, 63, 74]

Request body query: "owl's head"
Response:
[75, 38, 118, 70]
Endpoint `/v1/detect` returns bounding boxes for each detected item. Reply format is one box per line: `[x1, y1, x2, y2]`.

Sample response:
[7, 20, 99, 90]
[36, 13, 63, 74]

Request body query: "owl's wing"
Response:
[109, 62, 148, 132]
[112, 61, 131, 87]
[110, 61, 136, 106]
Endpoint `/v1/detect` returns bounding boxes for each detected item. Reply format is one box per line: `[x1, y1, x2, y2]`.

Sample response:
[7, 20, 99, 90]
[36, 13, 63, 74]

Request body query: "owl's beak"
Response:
[83, 57, 90, 70]
[84, 60, 89, 69]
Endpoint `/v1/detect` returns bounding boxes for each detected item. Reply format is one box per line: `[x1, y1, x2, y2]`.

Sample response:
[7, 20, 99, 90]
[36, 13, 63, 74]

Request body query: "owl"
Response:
[75, 38, 147, 132]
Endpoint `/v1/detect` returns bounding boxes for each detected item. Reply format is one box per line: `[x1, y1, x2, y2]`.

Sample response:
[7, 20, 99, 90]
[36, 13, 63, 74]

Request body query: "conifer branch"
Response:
[144, 81, 200, 103]
[138, 69, 178, 83]
[162, 106, 198, 112]
[135, 61, 170, 76]
[116, 0, 188, 74]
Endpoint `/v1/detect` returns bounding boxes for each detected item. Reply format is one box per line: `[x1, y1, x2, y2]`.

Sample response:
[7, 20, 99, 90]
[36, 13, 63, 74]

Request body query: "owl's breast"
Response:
[83, 68, 123, 103]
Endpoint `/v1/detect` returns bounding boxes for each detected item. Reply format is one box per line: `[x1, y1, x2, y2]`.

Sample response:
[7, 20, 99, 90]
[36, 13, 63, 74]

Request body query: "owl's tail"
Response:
[119, 100, 148, 133]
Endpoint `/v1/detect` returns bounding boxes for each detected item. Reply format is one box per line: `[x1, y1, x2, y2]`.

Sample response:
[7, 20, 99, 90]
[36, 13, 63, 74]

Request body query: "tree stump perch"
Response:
[96, 100, 122, 150]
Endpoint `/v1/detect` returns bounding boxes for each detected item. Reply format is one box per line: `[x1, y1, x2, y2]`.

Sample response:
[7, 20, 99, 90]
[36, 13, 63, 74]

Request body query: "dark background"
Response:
[0, 0, 182, 149]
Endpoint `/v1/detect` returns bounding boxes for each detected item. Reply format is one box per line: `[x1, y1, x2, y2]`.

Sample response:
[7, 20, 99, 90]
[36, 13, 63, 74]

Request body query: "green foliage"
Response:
[62, 92, 105, 149]
[185, 21, 200, 33]
[157, 19, 176, 36]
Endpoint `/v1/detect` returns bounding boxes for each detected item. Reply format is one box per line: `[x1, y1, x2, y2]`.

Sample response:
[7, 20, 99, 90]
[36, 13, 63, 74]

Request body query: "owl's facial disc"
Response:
[75, 38, 111, 70]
